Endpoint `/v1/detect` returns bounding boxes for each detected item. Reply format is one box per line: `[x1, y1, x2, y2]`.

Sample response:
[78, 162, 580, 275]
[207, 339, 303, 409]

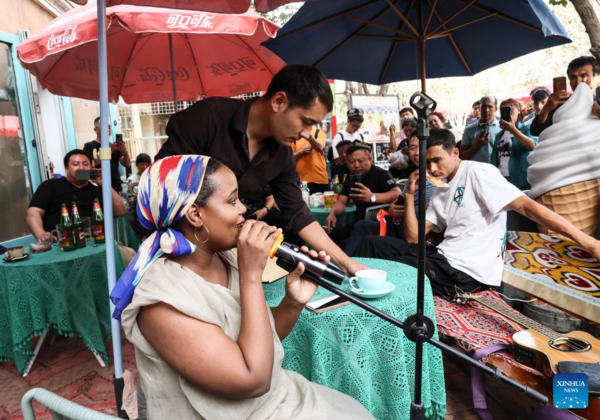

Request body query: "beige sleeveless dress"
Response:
[121, 251, 374, 420]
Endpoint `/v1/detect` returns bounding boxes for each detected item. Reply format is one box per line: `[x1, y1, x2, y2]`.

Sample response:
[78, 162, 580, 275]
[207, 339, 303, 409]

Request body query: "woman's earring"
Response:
[194, 225, 210, 244]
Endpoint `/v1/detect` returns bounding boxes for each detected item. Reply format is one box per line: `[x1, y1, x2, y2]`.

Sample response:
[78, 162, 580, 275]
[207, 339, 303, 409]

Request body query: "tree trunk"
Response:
[377, 84, 390, 95]
[345, 81, 356, 108]
[570, 0, 600, 61]
[358, 83, 370, 95]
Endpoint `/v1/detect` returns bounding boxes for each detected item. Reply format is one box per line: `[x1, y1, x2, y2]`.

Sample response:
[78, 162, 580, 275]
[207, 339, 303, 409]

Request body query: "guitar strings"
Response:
[453, 287, 588, 352]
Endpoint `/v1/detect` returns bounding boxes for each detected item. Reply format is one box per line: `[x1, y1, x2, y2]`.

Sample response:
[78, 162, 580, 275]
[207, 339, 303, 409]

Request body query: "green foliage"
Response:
[549, 0, 569, 6]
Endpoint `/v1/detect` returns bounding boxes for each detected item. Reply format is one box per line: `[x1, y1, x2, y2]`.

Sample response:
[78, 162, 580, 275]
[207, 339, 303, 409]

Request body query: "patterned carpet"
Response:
[0, 335, 137, 419]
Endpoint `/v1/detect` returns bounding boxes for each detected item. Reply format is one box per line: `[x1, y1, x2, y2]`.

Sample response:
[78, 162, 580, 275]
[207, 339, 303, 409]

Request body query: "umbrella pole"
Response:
[169, 34, 178, 113]
[96, 0, 127, 418]
[419, 38, 426, 93]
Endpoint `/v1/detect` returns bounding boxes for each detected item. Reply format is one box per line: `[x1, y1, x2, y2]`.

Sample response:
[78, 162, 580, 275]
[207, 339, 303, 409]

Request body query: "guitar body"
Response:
[512, 329, 600, 376]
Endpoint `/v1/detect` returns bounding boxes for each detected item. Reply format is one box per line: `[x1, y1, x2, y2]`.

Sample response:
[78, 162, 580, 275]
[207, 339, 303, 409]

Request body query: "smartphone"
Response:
[478, 123, 490, 137]
[500, 106, 512, 122]
[596, 86, 600, 104]
[349, 175, 362, 191]
[553, 76, 567, 93]
[306, 295, 349, 313]
[115, 134, 124, 144]
[396, 195, 405, 205]
[75, 169, 97, 181]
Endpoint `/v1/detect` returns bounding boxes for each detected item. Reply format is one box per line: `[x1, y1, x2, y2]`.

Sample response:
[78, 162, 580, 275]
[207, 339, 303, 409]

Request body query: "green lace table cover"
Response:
[263, 258, 446, 419]
[311, 205, 356, 231]
[0, 242, 125, 374]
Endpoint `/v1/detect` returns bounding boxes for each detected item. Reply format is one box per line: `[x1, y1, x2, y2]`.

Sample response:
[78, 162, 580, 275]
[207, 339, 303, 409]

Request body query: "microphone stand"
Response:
[276, 91, 548, 418]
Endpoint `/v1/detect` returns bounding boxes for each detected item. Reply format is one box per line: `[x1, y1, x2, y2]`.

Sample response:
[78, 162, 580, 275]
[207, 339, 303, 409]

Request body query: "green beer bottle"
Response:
[92, 198, 105, 244]
[59, 203, 75, 252]
[71, 201, 86, 249]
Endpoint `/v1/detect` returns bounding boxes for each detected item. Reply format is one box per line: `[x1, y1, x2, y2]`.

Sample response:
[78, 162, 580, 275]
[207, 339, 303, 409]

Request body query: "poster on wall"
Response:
[350, 95, 400, 170]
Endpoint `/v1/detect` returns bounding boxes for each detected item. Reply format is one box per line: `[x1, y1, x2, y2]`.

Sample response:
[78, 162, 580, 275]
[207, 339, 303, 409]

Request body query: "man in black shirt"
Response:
[330, 140, 351, 181]
[531, 56, 600, 136]
[325, 142, 400, 245]
[155, 64, 366, 275]
[26, 149, 127, 242]
[83, 117, 131, 193]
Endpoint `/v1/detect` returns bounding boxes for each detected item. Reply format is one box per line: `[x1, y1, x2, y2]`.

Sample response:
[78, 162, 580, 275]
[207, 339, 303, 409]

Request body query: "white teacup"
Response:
[349, 269, 387, 293]
[5, 246, 24, 260]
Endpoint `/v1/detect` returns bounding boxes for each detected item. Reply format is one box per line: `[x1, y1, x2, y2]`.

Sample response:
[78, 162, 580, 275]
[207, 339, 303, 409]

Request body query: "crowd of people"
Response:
[20, 56, 600, 419]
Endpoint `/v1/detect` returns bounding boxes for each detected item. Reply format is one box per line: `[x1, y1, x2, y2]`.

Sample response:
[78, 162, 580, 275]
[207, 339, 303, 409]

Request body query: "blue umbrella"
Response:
[264, 0, 571, 92]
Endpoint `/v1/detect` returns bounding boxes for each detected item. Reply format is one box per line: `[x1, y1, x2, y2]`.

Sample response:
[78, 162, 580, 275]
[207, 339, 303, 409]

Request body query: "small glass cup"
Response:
[55, 224, 62, 249]
[82, 217, 92, 241]
[324, 191, 335, 210]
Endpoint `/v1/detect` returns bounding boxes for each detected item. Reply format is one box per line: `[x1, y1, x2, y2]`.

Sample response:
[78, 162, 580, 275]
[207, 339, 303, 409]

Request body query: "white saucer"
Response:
[349, 281, 395, 299]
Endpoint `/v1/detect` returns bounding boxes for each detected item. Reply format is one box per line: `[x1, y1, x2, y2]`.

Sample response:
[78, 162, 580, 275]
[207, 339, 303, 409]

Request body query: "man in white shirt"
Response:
[355, 129, 600, 297]
[330, 108, 365, 160]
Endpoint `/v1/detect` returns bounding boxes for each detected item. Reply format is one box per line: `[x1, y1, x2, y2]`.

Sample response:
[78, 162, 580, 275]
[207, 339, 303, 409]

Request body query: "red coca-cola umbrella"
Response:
[17, 2, 285, 104]
[71, 0, 307, 13]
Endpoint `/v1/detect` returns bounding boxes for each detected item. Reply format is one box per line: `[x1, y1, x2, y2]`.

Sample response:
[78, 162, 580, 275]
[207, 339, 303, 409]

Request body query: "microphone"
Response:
[269, 234, 345, 285]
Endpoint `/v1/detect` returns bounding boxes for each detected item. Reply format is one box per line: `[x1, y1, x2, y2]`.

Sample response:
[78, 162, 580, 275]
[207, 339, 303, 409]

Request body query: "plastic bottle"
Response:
[301, 181, 310, 207]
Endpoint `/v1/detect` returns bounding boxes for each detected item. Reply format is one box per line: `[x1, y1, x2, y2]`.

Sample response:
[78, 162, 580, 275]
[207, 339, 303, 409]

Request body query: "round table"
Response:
[0, 242, 125, 375]
[310, 205, 356, 231]
[263, 258, 446, 419]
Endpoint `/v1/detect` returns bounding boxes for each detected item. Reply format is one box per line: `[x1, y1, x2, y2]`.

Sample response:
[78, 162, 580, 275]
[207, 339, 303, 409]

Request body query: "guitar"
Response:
[455, 293, 600, 378]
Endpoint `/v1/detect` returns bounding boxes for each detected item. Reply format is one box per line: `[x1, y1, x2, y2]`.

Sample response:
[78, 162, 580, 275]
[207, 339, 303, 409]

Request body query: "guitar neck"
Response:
[471, 296, 562, 340]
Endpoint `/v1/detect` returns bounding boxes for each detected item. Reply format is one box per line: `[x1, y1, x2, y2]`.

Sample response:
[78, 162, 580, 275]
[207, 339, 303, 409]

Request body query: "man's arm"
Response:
[403, 171, 435, 243]
[460, 132, 489, 161]
[26, 207, 51, 242]
[298, 221, 367, 275]
[530, 92, 569, 136]
[111, 188, 127, 217]
[293, 146, 311, 161]
[307, 131, 326, 154]
[116, 143, 131, 167]
[509, 196, 600, 259]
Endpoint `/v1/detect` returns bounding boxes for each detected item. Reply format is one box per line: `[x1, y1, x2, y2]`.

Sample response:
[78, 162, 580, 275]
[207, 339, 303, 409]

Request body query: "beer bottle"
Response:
[333, 175, 343, 195]
[92, 198, 105, 244]
[58, 203, 75, 252]
[71, 201, 86, 249]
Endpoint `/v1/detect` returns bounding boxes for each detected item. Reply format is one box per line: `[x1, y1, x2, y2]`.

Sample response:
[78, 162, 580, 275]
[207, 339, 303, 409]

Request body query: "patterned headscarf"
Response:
[110, 155, 210, 321]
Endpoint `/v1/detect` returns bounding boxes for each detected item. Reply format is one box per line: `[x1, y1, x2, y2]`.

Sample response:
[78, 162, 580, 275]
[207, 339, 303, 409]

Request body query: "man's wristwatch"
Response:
[370, 194, 376, 203]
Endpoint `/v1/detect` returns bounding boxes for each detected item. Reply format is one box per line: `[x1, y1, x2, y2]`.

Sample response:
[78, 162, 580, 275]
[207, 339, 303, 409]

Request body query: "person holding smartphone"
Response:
[83, 117, 131, 193]
[459, 96, 501, 163]
[531, 56, 600, 137]
[491, 99, 537, 190]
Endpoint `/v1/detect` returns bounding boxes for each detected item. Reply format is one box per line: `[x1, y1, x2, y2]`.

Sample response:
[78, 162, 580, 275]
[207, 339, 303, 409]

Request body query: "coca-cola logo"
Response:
[228, 83, 252, 95]
[206, 57, 260, 77]
[138, 66, 190, 83]
[47, 26, 78, 50]
[166, 13, 215, 29]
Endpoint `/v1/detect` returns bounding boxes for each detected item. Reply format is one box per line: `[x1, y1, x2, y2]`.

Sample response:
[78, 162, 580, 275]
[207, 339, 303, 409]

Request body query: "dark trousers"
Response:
[354, 236, 481, 297]
[344, 219, 406, 257]
[307, 183, 329, 195]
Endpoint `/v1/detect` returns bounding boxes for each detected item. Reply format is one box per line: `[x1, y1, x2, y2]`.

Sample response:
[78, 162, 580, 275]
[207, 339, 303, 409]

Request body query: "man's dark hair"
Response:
[64, 149, 92, 168]
[264, 64, 333, 112]
[567, 56, 600, 76]
[472, 101, 480, 109]
[479, 95, 498, 107]
[194, 158, 224, 207]
[336, 140, 352, 150]
[426, 129, 456, 153]
[399, 106, 415, 116]
[135, 153, 152, 164]
[94, 117, 101, 128]
[401, 118, 417, 129]
[530, 86, 550, 102]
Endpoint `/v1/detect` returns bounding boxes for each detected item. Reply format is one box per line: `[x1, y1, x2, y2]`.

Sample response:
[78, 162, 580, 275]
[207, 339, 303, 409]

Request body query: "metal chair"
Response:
[364, 204, 391, 222]
[21, 388, 118, 420]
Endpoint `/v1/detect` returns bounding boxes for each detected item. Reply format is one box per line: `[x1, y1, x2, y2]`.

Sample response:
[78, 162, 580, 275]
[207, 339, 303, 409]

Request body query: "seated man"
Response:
[26, 149, 127, 243]
[325, 141, 400, 245]
[355, 129, 600, 297]
[330, 140, 351, 181]
[344, 135, 436, 256]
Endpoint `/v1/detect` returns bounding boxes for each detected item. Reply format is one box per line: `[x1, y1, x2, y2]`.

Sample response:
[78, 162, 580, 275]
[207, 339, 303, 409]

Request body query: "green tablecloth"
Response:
[263, 258, 446, 420]
[0, 242, 125, 374]
[311, 205, 356, 231]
